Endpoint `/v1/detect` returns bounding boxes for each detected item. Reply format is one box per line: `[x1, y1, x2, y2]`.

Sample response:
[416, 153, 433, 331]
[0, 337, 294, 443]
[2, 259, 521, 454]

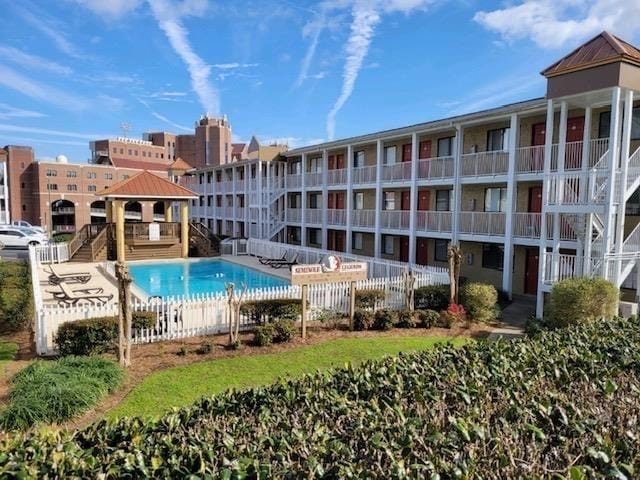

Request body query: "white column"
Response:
[374, 139, 383, 258]
[244, 164, 250, 235]
[552, 101, 568, 281]
[300, 154, 307, 247]
[536, 99, 555, 318]
[408, 132, 419, 264]
[580, 107, 592, 273]
[502, 113, 518, 298]
[603, 87, 622, 282]
[321, 149, 329, 250]
[212, 168, 219, 234]
[231, 166, 237, 236]
[345, 145, 354, 253]
[452, 125, 463, 245]
[256, 161, 263, 238]
[615, 89, 634, 282]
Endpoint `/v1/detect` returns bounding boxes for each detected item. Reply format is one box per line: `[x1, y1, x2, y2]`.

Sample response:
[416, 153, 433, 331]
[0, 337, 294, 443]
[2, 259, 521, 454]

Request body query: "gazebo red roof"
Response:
[96, 170, 198, 199]
[169, 157, 194, 171]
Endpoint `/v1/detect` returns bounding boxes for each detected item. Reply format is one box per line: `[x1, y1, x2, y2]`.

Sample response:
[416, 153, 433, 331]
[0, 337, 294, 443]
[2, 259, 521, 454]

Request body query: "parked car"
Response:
[0, 227, 46, 248]
[2, 220, 47, 235]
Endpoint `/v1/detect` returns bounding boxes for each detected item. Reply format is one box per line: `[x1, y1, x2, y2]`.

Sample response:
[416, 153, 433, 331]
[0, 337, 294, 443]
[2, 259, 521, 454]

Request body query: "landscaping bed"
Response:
[1, 317, 638, 477]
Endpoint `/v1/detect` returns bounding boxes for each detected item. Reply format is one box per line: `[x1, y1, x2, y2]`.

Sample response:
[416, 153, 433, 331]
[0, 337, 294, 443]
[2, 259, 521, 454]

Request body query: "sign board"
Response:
[291, 255, 367, 285]
[149, 223, 160, 241]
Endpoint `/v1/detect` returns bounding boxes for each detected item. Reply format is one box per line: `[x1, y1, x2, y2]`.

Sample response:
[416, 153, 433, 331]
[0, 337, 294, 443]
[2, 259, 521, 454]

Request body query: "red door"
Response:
[531, 123, 546, 171]
[401, 191, 411, 210]
[328, 155, 335, 170]
[419, 140, 431, 159]
[416, 238, 428, 265]
[566, 116, 584, 169]
[400, 236, 409, 262]
[327, 193, 335, 209]
[525, 248, 539, 295]
[335, 231, 345, 252]
[335, 192, 345, 209]
[417, 190, 430, 211]
[402, 144, 412, 162]
[532, 123, 546, 146]
[528, 186, 542, 213]
[336, 154, 345, 169]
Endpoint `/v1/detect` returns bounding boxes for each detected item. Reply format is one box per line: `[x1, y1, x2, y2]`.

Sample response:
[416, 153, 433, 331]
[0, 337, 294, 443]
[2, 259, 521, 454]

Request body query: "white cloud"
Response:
[70, 0, 144, 17]
[474, 0, 640, 49]
[0, 46, 72, 75]
[14, 5, 83, 58]
[213, 63, 259, 70]
[0, 65, 88, 111]
[0, 103, 46, 120]
[0, 124, 113, 140]
[137, 98, 193, 132]
[1, 136, 88, 147]
[147, 0, 219, 115]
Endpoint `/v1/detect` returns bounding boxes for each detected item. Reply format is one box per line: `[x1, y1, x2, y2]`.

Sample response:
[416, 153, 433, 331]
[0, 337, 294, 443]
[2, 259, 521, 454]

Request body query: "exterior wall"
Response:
[194, 116, 233, 168]
[352, 231, 375, 256]
[459, 241, 503, 290]
[5, 146, 36, 224]
[93, 138, 168, 163]
[463, 121, 509, 154]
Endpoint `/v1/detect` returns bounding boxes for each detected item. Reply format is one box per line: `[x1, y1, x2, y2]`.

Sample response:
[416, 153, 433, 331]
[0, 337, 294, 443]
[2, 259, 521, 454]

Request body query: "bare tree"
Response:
[225, 282, 248, 346]
[447, 244, 463, 305]
[115, 261, 133, 367]
[403, 269, 416, 311]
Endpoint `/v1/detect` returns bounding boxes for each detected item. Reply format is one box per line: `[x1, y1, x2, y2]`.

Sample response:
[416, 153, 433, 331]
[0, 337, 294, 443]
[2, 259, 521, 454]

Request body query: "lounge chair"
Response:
[258, 252, 287, 265]
[49, 283, 113, 306]
[48, 286, 105, 301]
[270, 252, 299, 269]
[46, 265, 91, 285]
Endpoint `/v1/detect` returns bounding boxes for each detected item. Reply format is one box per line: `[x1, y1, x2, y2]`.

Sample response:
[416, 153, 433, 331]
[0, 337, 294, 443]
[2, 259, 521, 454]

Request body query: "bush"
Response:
[0, 262, 33, 333]
[396, 309, 417, 328]
[272, 319, 296, 343]
[438, 304, 466, 328]
[352, 310, 374, 331]
[312, 308, 344, 329]
[0, 356, 123, 431]
[459, 282, 499, 323]
[414, 285, 449, 311]
[547, 277, 618, 329]
[55, 312, 159, 356]
[196, 342, 213, 355]
[253, 324, 275, 347]
[354, 289, 385, 310]
[2, 317, 640, 477]
[417, 309, 439, 328]
[241, 299, 302, 324]
[373, 309, 396, 331]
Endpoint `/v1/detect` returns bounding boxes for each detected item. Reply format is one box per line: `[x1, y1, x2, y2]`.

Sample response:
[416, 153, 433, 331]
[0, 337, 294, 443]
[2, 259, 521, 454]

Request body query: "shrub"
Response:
[0, 356, 123, 431]
[396, 309, 418, 328]
[459, 282, 499, 323]
[177, 346, 188, 356]
[312, 308, 344, 329]
[417, 309, 439, 328]
[354, 289, 385, 310]
[414, 285, 449, 311]
[547, 277, 618, 329]
[241, 299, 302, 324]
[352, 310, 374, 331]
[438, 304, 466, 328]
[0, 262, 33, 333]
[196, 342, 213, 355]
[373, 309, 396, 331]
[272, 319, 296, 343]
[253, 324, 275, 347]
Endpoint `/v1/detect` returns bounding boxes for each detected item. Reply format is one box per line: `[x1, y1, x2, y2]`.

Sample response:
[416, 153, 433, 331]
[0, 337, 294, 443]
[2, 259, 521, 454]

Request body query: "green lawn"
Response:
[109, 335, 468, 419]
[0, 341, 18, 374]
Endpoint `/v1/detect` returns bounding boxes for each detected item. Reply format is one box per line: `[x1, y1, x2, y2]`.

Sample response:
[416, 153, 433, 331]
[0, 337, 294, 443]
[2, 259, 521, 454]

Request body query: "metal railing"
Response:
[415, 211, 452, 233]
[380, 210, 410, 229]
[417, 156, 454, 179]
[382, 162, 412, 182]
[326, 209, 347, 226]
[352, 165, 377, 184]
[305, 208, 323, 224]
[327, 168, 347, 185]
[352, 209, 376, 228]
[460, 150, 509, 177]
[458, 211, 506, 236]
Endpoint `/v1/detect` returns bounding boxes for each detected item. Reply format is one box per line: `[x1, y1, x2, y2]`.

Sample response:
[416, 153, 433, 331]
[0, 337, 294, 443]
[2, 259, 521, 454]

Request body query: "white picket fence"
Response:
[34, 273, 446, 355]
[34, 243, 70, 264]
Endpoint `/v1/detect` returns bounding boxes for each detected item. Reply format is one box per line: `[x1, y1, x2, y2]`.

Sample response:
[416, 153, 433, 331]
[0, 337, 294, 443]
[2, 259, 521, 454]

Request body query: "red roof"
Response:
[542, 31, 640, 77]
[109, 157, 172, 171]
[232, 143, 246, 155]
[97, 170, 198, 199]
[169, 157, 194, 171]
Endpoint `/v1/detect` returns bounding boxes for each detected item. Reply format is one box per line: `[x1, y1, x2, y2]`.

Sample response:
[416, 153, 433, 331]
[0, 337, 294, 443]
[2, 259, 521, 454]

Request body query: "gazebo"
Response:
[97, 171, 198, 262]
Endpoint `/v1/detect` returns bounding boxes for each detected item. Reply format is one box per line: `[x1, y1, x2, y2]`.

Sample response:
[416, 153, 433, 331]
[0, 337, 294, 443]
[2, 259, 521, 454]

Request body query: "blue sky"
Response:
[1, 0, 639, 162]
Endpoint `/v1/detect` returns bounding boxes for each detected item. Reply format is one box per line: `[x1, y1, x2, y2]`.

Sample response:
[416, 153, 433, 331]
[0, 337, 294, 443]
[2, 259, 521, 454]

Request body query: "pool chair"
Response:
[46, 265, 92, 285]
[258, 252, 287, 265]
[270, 252, 299, 269]
[49, 282, 114, 306]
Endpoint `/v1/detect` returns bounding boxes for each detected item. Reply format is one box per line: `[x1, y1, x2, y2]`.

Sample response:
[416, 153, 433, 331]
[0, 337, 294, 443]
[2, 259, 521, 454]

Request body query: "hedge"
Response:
[252, 319, 296, 347]
[0, 261, 33, 332]
[0, 356, 123, 431]
[240, 299, 302, 324]
[55, 311, 157, 356]
[354, 289, 385, 309]
[459, 282, 498, 323]
[547, 277, 618, 328]
[2, 316, 639, 477]
[414, 284, 449, 311]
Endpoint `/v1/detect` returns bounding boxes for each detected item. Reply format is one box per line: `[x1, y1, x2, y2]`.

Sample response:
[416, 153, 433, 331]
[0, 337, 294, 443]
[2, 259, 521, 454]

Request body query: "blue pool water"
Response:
[129, 259, 288, 297]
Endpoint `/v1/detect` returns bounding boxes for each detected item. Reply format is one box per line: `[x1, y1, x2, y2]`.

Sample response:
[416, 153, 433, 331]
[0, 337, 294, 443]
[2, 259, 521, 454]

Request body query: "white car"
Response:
[7, 220, 47, 235]
[0, 227, 46, 248]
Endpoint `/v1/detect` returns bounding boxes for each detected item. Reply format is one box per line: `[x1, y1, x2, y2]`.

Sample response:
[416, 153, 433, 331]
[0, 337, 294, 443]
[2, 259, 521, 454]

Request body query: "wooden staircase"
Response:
[189, 222, 220, 257]
[69, 224, 109, 262]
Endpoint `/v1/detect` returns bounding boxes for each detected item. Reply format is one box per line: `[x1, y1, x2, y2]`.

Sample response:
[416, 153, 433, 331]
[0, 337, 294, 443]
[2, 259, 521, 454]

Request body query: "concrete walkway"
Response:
[488, 295, 535, 341]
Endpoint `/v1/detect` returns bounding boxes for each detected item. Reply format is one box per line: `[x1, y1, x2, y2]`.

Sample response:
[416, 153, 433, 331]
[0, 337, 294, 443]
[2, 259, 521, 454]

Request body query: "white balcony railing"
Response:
[327, 168, 347, 185]
[235, 179, 245, 191]
[380, 210, 410, 230]
[417, 156, 454, 180]
[286, 174, 302, 189]
[236, 207, 245, 218]
[513, 212, 542, 239]
[305, 208, 322, 224]
[458, 212, 506, 236]
[306, 171, 323, 187]
[415, 211, 453, 233]
[461, 151, 509, 177]
[352, 209, 376, 228]
[382, 162, 412, 182]
[153, 213, 165, 221]
[287, 208, 302, 223]
[0, 186, 5, 197]
[352, 165, 377, 184]
[326, 209, 347, 226]
[90, 208, 106, 215]
[516, 138, 610, 173]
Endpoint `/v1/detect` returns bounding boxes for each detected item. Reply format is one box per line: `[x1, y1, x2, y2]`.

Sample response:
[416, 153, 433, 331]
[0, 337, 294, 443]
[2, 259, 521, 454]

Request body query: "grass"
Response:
[110, 335, 468, 419]
[0, 341, 18, 374]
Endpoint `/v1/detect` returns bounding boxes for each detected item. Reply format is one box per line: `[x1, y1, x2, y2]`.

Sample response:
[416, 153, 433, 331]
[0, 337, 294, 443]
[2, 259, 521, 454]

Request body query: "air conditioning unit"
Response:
[619, 301, 638, 318]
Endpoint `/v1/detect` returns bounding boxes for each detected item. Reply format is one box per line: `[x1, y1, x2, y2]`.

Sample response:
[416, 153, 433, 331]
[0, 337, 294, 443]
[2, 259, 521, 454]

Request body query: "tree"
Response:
[403, 269, 416, 311]
[447, 244, 462, 304]
[115, 261, 133, 367]
[225, 282, 247, 346]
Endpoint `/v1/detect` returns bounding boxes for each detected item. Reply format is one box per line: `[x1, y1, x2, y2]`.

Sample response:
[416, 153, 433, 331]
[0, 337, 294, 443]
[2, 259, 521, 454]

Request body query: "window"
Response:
[142, 151, 146, 157]
[290, 227, 301, 242]
[207, 172, 213, 184]
[384, 191, 395, 210]
[199, 197, 204, 207]
[484, 187, 507, 212]
[437, 137, 453, 157]
[352, 232, 364, 250]
[47, 183, 58, 191]
[487, 128, 509, 151]
[22, 205, 26, 212]
[482, 243, 504, 270]
[308, 157, 322, 173]
[20, 182, 25, 189]
[435, 189, 452, 211]
[67, 184, 77, 191]
[354, 150, 365, 168]
[308, 228, 321, 245]
[599, 109, 640, 139]
[207, 196, 213, 207]
[105, 173, 113, 180]
[309, 193, 320, 209]
[112, 147, 117, 153]
[122, 174, 129, 180]
[45, 169, 57, 177]
[119, 148, 124, 154]
[128, 149, 132, 155]
[134, 150, 138, 156]
[87, 185, 96, 192]
[87, 172, 96, 179]
[384, 146, 397, 165]
[354, 192, 364, 210]
[434, 239, 448, 262]
[383, 235, 394, 255]
[67, 171, 76, 178]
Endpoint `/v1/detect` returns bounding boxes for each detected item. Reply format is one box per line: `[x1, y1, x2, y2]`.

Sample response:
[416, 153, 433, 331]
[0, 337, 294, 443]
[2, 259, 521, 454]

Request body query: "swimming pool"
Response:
[129, 259, 288, 297]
